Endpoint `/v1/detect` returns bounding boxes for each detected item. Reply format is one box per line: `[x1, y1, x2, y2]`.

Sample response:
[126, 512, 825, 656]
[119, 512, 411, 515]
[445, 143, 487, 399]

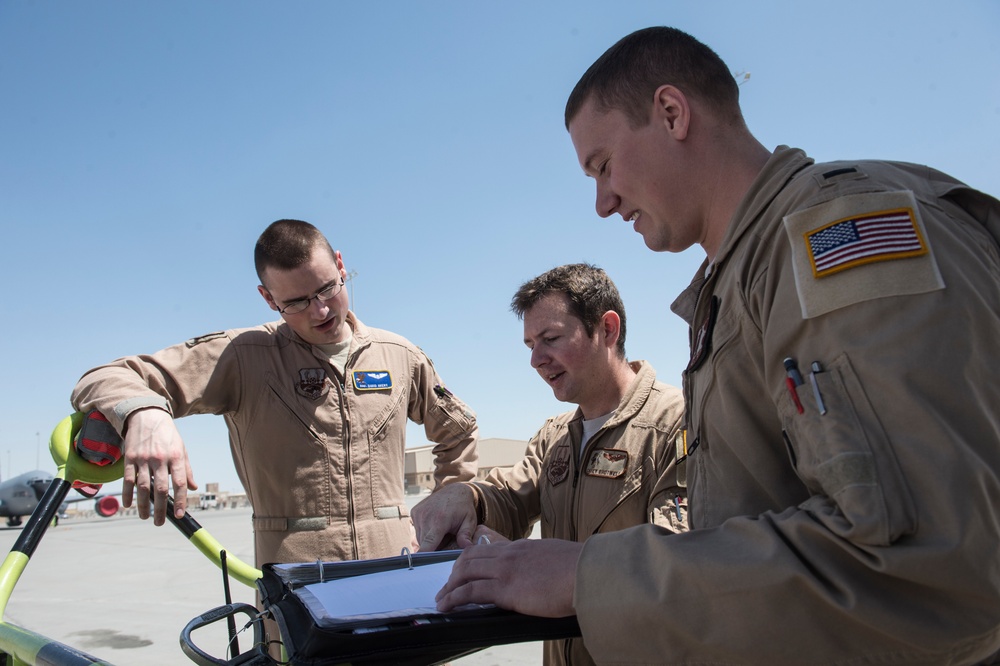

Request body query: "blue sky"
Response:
[1, 1, 997, 494]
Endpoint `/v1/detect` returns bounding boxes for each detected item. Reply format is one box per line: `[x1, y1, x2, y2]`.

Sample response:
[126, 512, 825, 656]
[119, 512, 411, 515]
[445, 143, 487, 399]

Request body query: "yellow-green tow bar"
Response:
[0, 413, 263, 666]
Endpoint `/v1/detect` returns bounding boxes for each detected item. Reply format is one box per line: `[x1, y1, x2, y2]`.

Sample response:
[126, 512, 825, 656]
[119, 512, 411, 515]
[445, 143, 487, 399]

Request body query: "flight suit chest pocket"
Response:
[241, 375, 332, 515]
[366, 381, 406, 443]
[367, 388, 408, 514]
[255, 373, 324, 441]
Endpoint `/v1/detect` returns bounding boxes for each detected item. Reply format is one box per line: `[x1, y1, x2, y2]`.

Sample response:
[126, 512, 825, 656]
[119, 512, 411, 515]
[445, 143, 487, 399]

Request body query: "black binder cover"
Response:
[257, 550, 581, 665]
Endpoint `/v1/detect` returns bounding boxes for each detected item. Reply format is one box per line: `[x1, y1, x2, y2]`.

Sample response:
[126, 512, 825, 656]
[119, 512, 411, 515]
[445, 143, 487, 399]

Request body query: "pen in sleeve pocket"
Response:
[783, 358, 805, 414]
[810, 361, 827, 415]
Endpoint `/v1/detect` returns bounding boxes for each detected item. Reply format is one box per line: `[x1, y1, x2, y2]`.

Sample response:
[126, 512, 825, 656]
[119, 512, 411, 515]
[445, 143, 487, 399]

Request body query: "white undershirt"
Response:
[316, 329, 354, 376]
[581, 410, 615, 457]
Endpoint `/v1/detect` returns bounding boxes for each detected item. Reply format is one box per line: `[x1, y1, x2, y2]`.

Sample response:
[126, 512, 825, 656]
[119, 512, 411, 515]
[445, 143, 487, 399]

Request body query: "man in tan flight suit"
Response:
[435, 27, 1000, 665]
[413, 263, 685, 666]
[72, 218, 479, 568]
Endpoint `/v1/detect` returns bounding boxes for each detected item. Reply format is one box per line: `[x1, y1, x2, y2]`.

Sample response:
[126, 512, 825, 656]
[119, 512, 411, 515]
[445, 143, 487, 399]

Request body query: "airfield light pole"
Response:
[346, 269, 358, 312]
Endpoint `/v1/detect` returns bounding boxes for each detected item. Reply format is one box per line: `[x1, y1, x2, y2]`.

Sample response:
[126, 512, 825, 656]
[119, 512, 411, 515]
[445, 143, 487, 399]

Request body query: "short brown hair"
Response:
[254, 219, 335, 284]
[511, 263, 627, 358]
[565, 26, 742, 130]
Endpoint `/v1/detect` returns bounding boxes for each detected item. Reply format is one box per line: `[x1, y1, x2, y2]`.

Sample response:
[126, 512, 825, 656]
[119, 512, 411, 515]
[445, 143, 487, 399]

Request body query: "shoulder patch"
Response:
[783, 190, 944, 319]
[546, 444, 571, 486]
[185, 331, 227, 347]
[297, 368, 330, 400]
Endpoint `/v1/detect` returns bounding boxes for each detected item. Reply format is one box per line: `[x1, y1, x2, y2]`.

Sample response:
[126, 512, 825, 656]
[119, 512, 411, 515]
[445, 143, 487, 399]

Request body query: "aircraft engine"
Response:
[95, 495, 119, 517]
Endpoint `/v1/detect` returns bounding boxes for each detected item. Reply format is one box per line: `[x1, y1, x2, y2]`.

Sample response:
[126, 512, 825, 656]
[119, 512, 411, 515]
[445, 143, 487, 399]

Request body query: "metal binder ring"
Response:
[401, 547, 414, 570]
[317, 559, 325, 583]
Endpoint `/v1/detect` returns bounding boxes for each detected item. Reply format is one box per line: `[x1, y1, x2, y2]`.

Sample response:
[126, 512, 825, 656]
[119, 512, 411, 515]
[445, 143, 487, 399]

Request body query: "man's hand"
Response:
[471, 524, 508, 545]
[436, 538, 582, 617]
[122, 408, 197, 525]
[411, 483, 479, 551]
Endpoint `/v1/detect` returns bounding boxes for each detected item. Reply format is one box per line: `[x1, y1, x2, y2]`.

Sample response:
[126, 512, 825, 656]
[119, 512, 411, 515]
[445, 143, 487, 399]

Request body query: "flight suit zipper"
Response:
[568, 421, 586, 543]
[571, 425, 615, 542]
[334, 376, 358, 561]
[678, 274, 718, 531]
[684, 272, 719, 458]
[338, 341, 370, 562]
[331, 344, 362, 562]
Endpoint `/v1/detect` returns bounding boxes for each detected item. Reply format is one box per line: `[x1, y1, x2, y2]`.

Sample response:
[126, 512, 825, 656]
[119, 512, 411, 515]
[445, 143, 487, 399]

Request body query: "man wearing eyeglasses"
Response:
[71, 218, 479, 570]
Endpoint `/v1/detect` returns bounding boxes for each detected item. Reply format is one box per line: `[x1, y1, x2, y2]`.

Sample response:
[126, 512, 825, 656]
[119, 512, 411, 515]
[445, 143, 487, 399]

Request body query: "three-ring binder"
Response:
[255, 549, 581, 665]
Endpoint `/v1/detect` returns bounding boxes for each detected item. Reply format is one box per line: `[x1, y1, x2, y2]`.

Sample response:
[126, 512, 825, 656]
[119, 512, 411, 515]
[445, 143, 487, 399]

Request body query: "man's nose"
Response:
[530, 347, 548, 369]
[595, 181, 619, 219]
[309, 297, 330, 318]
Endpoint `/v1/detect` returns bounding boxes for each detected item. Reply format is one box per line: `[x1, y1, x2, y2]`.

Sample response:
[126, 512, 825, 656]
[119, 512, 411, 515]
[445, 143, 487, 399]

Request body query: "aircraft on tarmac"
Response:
[0, 469, 119, 527]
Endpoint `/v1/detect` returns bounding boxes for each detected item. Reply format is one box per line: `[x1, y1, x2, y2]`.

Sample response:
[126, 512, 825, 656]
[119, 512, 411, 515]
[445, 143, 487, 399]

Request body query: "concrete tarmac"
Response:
[0, 499, 543, 665]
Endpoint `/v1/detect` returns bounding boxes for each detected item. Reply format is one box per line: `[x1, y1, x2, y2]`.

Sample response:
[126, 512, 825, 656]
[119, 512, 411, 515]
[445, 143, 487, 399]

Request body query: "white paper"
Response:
[294, 560, 463, 626]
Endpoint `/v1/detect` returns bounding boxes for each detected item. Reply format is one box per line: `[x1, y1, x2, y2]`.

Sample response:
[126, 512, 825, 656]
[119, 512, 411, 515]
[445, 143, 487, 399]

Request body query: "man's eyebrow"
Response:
[524, 326, 555, 346]
[280, 278, 339, 304]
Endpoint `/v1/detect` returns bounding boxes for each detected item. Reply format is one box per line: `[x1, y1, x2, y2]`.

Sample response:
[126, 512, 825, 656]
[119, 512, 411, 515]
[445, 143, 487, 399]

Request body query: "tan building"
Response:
[191, 483, 251, 511]
[405, 437, 527, 494]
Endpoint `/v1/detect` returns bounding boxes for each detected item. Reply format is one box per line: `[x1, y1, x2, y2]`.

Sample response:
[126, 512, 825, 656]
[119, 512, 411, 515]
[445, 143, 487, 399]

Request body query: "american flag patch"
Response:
[805, 207, 927, 278]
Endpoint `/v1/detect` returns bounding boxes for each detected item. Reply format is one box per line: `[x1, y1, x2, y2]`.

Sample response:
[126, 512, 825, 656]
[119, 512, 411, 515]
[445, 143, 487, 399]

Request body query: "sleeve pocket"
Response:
[431, 394, 477, 437]
[783, 353, 917, 546]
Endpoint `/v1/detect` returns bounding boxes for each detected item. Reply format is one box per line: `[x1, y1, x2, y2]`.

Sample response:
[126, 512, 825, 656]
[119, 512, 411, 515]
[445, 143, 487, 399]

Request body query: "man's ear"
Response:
[335, 250, 347, 279]
[653, 84, 690, 140]
[258, 285, 279, 311]
[600, 310, 622, 349]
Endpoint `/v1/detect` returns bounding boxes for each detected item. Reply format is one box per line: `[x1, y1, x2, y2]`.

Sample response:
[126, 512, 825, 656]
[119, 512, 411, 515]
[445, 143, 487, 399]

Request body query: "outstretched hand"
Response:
[122, 408, 197, 525]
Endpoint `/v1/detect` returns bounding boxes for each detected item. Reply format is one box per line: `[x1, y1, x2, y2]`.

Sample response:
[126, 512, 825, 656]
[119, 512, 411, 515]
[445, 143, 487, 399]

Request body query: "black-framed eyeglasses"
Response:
[274, 278, 345, 315]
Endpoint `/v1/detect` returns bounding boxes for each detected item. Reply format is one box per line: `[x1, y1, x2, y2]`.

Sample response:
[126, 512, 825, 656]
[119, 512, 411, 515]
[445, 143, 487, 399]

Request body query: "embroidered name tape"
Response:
[805, 207, 927, 278]
[353, 370, 393, 391]
[585, 448, 629, 479]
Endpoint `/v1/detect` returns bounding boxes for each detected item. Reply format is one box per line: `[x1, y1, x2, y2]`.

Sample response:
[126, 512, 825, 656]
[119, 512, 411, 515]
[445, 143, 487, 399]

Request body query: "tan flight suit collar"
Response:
[603, 360, 656, 428]
[672, 146, 814, 327]
[273, 311, 374, 369]
[564, 360, 658, 432]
